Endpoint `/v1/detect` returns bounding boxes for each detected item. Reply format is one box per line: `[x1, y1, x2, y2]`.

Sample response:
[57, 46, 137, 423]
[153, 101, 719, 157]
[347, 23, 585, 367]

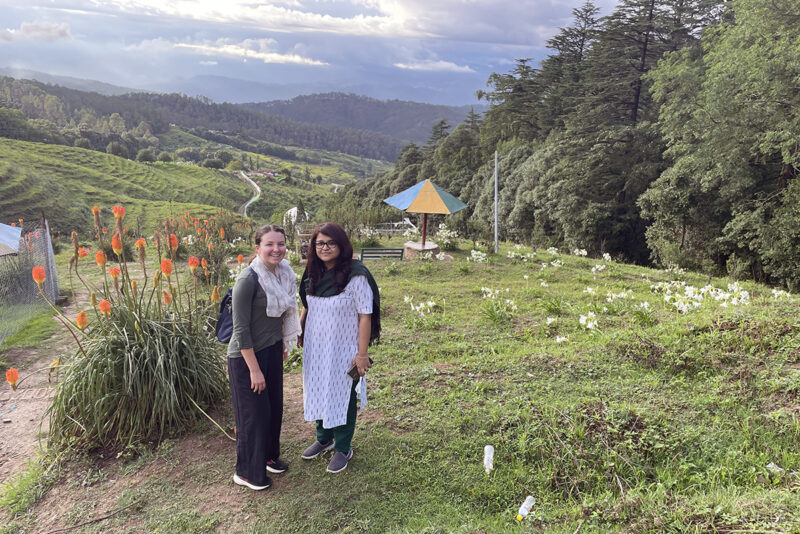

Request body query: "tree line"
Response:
[0, 79, 406, 161]
[344, 0, 800, 288]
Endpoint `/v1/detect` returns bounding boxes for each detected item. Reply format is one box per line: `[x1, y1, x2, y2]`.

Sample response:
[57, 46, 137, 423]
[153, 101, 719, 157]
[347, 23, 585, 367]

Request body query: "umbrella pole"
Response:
[421, 213, 427, 247]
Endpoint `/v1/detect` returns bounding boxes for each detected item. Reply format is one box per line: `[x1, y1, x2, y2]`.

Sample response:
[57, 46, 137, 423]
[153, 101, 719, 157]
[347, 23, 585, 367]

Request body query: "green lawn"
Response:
[3, 241, 800, 532]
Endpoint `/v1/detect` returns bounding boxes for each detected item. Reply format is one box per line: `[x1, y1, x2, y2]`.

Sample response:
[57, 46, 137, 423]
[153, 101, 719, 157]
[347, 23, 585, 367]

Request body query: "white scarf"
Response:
[249, 257, 302, 351]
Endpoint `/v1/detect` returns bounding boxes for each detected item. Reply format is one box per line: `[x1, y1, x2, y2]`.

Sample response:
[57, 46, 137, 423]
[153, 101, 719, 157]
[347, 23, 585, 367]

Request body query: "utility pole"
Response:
[494, 150, 498, 254]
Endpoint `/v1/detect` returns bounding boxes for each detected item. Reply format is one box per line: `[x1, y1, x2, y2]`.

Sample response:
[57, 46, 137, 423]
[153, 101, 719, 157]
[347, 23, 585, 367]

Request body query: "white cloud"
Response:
[394, 59, 474, 73]
[0, 22, 71, 43]
[174, 38, 328, 66]
[199, 60, 217, 66]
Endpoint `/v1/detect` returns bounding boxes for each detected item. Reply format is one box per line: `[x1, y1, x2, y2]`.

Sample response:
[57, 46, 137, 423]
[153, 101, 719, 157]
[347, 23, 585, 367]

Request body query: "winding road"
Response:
[237, 171, 261, 217]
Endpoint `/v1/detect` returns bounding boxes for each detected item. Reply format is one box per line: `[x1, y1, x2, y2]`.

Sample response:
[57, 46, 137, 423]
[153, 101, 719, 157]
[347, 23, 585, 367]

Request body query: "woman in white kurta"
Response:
[298, 222, 380, 474]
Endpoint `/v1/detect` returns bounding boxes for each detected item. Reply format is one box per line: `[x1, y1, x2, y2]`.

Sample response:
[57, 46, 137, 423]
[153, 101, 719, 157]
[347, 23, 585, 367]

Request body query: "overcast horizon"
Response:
[0, 0, 617, 105]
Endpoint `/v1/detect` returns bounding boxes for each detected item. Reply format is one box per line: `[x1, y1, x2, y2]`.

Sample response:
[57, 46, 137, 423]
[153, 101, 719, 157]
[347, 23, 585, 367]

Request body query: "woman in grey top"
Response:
[227, 225, 301, 491]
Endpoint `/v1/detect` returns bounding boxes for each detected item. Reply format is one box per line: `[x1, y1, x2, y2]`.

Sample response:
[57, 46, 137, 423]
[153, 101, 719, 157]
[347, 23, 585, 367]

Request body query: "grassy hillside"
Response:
[0, 138, 252, 232]
[0, 136, 370, 233]
[3, 240, 799, 532]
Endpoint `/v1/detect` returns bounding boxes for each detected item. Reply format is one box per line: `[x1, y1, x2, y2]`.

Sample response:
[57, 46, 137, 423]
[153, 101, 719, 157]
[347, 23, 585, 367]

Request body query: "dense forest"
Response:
[0, 79, 405, 161]
[242, 93, 482, 144]
[344, 0, 800, 288]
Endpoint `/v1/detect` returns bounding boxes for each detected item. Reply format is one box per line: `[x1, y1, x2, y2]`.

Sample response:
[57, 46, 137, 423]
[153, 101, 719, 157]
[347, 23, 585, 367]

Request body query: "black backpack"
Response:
[216, 269, 259, 343]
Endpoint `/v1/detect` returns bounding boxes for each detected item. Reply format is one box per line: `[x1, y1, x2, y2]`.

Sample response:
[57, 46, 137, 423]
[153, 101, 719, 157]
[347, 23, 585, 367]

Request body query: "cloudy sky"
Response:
[0, 0, 617, 105]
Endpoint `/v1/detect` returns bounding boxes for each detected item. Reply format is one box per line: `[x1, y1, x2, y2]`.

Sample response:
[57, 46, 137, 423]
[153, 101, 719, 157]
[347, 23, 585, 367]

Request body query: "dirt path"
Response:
[0, 297, 80, 484]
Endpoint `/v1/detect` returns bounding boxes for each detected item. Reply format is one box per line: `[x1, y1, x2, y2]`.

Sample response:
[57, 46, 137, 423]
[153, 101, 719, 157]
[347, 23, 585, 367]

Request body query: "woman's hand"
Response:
[250, 369, 266, 394]
[283, 341, 288, 361]
[353, 354, 371, 377]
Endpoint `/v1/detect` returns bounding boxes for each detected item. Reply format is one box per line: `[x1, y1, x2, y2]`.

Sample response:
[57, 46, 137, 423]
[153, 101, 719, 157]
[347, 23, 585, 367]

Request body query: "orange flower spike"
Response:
[188, 256, 199, 273]
[112, 233, 123, 255]
[78, 247, 88, 258]
[112, 205, 125, 220]
[91, 206, 100, 216]
[98, 299, 111, 317]
[237, 254, 244, 264]
[208, 243, 213, 252]
[131, 279, 138, 297]
[161, 258, 173, 278]
[220, 227, 225, 240]
[210, 286, 221, 303]
[170, 233, 179, 251]
[90, 291, 97, 306]
[109, 267, 121, 279]
[162, 289, 173, 306]
[96, 250, 107, 269]
[31, 266, 45, 289]
[76, 311, 88, 330]
[6, 368, 19, 390]
[135, 238, 146, 248]
[201, 257, 208, 269]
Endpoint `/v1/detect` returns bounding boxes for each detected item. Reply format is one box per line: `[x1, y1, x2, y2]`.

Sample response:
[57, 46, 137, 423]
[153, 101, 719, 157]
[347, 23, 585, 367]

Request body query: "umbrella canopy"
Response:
[383, 179, 467, 215]
[383, 179, 467, 246]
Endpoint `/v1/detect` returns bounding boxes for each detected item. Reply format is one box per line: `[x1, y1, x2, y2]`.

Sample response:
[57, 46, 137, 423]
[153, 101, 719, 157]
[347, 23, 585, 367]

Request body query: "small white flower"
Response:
[540, 281, 549, 288]
[556, 336, 567, 343]
[602, 253, 612, 262]
[546, 317, 556, 325]
[583, 287, 596, 295]
[523, 274, 529, 280]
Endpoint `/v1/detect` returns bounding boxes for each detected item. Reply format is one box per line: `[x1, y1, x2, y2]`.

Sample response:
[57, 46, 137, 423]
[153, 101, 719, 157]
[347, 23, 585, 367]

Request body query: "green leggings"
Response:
[316, 379, 358, 453]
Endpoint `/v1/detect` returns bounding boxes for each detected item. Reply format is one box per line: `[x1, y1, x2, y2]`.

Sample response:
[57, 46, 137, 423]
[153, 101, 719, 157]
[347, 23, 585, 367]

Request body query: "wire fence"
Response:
[0, 218, 59, 347]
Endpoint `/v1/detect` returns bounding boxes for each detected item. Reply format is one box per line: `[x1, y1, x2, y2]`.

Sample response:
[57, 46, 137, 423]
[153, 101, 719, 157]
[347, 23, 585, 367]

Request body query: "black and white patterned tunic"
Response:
[302, 275, 372, 428]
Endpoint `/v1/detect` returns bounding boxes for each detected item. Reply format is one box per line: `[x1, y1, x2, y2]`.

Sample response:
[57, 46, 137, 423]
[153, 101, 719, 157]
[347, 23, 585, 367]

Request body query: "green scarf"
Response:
[300, 259, 381, 344]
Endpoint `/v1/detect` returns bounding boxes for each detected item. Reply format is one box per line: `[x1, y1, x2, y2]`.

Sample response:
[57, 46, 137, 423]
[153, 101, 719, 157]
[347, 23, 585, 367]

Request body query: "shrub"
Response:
[39, 205, 229, 451]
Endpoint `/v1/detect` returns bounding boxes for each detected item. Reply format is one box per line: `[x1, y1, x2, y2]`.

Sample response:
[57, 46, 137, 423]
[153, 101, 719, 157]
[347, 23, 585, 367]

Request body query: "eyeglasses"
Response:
[315, 240, 338, 250]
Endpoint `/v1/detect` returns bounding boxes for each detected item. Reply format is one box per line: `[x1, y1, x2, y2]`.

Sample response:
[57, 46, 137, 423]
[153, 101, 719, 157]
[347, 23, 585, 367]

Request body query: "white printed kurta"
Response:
[303, 275, 373, 428]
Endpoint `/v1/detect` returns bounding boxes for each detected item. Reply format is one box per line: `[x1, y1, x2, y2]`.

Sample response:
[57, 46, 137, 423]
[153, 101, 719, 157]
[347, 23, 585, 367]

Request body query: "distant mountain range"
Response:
[0, 68, 487, 148]
[241, 93, 485, 145]
[0, 67, 141, 97]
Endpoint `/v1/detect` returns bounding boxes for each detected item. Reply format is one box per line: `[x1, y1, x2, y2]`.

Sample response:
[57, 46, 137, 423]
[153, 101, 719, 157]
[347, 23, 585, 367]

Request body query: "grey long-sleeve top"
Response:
[226, 266, 283, 358]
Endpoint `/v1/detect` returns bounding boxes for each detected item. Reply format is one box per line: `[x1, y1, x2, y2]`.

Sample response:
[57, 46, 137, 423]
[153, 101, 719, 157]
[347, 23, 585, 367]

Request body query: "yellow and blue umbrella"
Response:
[383, 179, 467, 246]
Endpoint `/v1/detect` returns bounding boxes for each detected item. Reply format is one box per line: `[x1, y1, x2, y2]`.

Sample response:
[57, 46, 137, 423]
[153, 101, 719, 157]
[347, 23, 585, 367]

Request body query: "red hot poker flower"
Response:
[162, 289, 173, 305]
[76, 311, 88, 330]
[237, 254, 244, 264]
[112, 205, 125, 219]
[6, 368, 19, 390]
[96, 250, 107, 268]
[112, 233, 123, 255]
[135, 238, 146, 248]
[188, 256, 199, 273]
[109, 267, 121, 279]
[201, 257, 208, 269]
[98, 299, 111, 317]
[31, 266, 45, 288]
[169, 233, 179, 251]
[161, 258, 173, 277]
[78, 247, 88, 258]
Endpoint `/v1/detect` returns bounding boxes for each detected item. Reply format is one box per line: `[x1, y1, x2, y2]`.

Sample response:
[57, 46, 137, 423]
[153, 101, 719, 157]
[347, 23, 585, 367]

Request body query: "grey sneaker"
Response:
[326, 449, 353, 473]
[301, 440, 334, 460]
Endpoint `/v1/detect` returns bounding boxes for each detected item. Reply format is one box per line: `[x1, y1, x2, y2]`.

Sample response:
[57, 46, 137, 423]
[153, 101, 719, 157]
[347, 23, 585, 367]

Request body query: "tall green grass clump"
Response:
[38, 205, 234, 451]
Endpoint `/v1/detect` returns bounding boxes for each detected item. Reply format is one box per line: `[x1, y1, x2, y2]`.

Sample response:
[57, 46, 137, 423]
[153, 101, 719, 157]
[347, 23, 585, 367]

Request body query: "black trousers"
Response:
[228, 340, 283, 486]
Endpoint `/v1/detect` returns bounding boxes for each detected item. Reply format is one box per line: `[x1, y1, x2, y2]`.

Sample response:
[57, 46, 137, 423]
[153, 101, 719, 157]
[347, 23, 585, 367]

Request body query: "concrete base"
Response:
[404, 240, 441, 260]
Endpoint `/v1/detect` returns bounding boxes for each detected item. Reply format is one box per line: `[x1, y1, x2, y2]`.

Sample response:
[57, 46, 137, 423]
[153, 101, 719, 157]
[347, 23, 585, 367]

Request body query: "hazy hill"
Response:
[0, 67, 141, 96]
[242, 93, 484, 144]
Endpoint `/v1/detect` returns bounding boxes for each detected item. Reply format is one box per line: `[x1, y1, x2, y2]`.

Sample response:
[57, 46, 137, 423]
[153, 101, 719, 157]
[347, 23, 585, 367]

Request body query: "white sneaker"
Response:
[233, 473, 271, 490]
